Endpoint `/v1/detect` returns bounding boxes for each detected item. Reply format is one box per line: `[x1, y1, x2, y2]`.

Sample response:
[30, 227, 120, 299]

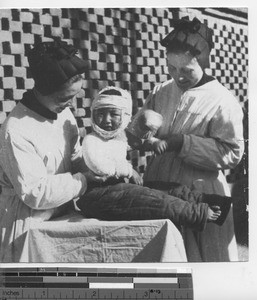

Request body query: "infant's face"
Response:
[93, 107, 122, 131]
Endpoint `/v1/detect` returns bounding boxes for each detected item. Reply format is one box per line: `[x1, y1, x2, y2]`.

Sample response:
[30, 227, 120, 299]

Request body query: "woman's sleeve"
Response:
[2, 131, 87, 210]
[67, 110, 88, 174]
[178, 100, 245, 171]
[70, 128, 88, 174]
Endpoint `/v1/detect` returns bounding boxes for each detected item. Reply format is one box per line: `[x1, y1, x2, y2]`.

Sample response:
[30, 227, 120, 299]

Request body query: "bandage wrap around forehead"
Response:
[160, 17, 214, 69]
[91, 86, 133, 139]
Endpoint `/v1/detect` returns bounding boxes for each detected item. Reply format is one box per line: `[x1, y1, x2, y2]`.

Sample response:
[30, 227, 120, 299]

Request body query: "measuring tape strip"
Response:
[0, 268, 193, 299]
[1, 275, 190, 286]
[0, 287, 193, 299]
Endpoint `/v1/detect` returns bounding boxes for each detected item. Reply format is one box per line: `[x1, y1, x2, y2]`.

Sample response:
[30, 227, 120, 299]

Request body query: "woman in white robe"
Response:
[0, 40, 90, 262]
[129, 17, 244, 261]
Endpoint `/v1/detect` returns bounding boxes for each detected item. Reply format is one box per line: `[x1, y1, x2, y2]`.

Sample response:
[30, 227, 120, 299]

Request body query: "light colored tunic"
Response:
[135, 78, 244, 261]
[0, 102, 87, 262]
[82, 132, 133, 178]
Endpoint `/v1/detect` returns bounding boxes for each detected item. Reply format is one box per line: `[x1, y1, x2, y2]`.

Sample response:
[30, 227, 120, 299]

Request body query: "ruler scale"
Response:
[0, 267, 193, 299]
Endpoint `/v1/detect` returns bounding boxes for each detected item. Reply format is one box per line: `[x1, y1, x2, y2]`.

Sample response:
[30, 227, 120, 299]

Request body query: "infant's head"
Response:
[91, 86, 132, 139]
[127, 109, 163, 140]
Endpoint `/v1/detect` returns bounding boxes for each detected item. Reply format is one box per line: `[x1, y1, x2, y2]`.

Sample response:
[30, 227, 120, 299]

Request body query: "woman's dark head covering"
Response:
[27, 39, 88, 95]
[160, 17, 214, 69]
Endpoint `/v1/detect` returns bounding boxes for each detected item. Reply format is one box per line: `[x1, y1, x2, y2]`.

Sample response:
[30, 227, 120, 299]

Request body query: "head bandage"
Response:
[91, 86, 132, 139]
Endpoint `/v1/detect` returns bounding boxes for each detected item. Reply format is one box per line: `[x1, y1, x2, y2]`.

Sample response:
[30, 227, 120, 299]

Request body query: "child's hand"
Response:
[207, 206, 221, 222]
[152, 139, 168, 155]
[130, 169, 143, 185]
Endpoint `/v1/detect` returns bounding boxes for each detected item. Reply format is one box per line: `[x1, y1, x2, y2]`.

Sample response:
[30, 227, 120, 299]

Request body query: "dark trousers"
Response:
[77, 183, 208, 231]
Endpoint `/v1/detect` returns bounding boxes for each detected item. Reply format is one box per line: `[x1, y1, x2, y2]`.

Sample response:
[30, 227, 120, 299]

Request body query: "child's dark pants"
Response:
[77, 183, 208, 231]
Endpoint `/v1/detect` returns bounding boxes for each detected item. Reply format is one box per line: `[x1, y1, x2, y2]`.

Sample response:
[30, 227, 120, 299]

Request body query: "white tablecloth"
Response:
[28, 213, 187, 263]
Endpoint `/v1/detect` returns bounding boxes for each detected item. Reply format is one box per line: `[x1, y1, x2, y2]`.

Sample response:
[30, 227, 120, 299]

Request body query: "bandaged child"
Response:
[77, 87, 232, 231]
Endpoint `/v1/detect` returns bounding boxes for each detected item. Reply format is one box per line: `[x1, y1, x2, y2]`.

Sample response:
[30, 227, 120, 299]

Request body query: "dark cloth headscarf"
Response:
[160, 17, 214, 69]
[27, 39, 88, 95]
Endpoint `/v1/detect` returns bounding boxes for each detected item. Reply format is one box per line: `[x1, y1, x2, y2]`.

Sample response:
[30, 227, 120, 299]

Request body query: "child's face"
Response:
[93, 107, 122, 131]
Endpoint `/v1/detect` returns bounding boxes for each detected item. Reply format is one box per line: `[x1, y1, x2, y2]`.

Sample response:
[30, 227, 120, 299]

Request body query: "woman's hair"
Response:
[35, 74, 83, 97]
[166, 41, 200, 57]
[100, 88, 122, 96]
[53, 74, 83, 93]
[63, 74, 83, 87]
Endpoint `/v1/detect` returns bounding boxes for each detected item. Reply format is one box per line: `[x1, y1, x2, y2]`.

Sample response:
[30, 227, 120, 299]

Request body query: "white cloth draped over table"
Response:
[28, 213, 187, 263]
[133, 78, 244, 262]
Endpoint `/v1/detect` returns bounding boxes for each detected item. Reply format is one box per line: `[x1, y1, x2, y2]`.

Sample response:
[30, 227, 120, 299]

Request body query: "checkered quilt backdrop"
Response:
[0, 7, 248, 187]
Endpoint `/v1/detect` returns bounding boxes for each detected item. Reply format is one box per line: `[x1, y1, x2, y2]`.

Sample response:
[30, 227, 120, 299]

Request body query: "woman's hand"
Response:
[130, 169, 143, 185]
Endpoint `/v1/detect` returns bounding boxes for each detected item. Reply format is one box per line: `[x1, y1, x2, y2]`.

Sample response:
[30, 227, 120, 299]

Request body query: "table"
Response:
[28, 212, 187, 263]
